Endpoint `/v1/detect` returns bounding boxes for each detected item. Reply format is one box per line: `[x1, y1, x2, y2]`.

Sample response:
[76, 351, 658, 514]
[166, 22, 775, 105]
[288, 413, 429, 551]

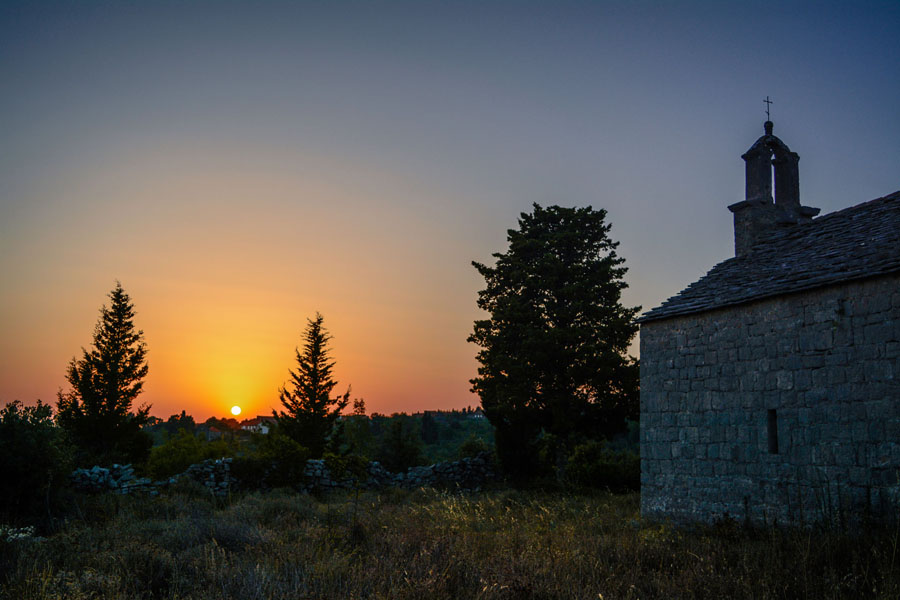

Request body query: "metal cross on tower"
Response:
[764, 96, 773, 121]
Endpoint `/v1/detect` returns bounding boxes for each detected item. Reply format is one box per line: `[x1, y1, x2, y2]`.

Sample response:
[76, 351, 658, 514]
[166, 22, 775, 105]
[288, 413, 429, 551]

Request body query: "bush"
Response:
[0, 400, 72, 522]
[493, 423, 543, 482]
[342, 415, 374, 459]
[146, 429, 233, 480]
[457, 433, 491, 460]
[606, 419, 640, 454]
[323, 452, 369, 481]
[565, 440, 640, 491]
[229, 455, 270, 490]
[232, 430, 310, 489]
[375, 419, 424, 473]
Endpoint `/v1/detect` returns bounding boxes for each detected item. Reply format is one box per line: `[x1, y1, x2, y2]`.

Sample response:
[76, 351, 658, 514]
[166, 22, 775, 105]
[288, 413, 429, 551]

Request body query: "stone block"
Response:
[833, 445, 857, 467]
[827, 368, 846, 386]
[886, 341, 900, 358]
[864, 323, 892, 345]
[800, 328, 833, 352]
[865, 360, 894, 382]
[885, 419, 900, 441]
[801, 354, 826, 369]
[868, 419, 886, 440]
[694, 460, 713, 476]
[776, 371, 793, 390]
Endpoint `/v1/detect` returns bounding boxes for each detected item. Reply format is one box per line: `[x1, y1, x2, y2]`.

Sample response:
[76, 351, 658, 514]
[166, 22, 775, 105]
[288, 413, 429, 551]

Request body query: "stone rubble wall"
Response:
[301, 454, 495, 492]
[640, 274, 900, 525]
[71, 453, 496, 497]
[71, 464, 159, 495]
[183, 458, 237, 495]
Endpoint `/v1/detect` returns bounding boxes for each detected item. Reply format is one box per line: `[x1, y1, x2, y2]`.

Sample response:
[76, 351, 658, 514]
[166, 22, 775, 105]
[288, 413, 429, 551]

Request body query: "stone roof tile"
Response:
[639, 190, 900, 322]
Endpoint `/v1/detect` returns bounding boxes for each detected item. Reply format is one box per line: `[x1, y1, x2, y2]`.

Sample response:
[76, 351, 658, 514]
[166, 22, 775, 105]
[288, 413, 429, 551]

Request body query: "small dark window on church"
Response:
[767, 409, 779, 454]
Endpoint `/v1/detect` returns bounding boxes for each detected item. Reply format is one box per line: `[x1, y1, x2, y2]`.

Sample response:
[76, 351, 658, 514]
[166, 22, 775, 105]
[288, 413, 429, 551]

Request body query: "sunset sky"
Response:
[1, 1, 898, 420]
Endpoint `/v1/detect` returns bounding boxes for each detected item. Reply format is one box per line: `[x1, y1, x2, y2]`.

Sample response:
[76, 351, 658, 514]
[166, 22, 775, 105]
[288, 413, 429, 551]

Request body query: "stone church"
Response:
[639, 121, 900, 525]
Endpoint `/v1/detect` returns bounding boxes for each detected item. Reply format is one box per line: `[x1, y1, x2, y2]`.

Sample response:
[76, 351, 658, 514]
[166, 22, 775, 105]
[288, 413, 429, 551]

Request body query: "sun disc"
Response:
[231, 405, 241, 416]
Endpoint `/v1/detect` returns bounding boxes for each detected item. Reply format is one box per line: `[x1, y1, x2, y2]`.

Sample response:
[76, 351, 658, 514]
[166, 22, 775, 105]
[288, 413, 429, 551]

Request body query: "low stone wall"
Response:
[71, 464, 159, 495]
[70, 453, 497, 497]
[302, 454, 495, 492]
[183, 458, 237, 495]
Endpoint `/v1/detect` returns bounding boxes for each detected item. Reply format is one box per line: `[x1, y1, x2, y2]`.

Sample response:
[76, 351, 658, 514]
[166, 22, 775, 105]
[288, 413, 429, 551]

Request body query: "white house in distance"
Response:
[240, 416, 277, 435]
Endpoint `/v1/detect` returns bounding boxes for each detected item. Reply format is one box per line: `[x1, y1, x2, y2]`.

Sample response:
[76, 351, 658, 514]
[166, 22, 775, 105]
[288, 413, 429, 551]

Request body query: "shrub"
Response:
[375, 419, 424, 473]
[0, 400, 72, 522]
[457, 433, 491, 460]
[565, 440, 640, 491]
[229, 455, 270, 490]
[491, 423, 545, 482]
[323, 452, 369, 481]
[232, 430, 310, 489]
[146, 429, 234, 479]
[606, 418, 640, 454]
[342, 415, 374, 459]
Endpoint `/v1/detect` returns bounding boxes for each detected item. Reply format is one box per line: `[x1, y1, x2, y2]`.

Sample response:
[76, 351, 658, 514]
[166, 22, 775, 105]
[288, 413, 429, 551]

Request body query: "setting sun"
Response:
[231, 406, 241, 416]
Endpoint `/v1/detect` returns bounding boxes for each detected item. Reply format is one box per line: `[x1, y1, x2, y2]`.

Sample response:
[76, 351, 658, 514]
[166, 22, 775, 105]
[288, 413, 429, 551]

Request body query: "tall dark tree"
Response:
[420, 411, 439, 444]
[275, 313, 350, 457]
[469, 204, 640, 478]
[56, 282, 152, 466]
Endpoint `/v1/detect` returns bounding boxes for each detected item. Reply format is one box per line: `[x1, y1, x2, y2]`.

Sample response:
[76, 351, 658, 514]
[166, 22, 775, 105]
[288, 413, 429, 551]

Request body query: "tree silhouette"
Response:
[0, 400, 72, 521]
[56, 282, 152, 466]
[162, 410, 196, 436]
[469, 204, 640, 479]
[420, 411, 439, 444]
[375, 417, 424, 473]
[275, 313, 349, 457]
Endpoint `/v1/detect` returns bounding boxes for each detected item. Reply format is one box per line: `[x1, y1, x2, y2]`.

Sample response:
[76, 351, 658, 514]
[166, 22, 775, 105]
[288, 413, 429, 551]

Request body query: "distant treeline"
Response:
[144, 408, 495, 472]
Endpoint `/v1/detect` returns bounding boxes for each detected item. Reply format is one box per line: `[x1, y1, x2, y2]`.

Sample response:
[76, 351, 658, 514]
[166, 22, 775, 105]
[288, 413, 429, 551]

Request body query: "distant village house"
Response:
[240, 416, 277, 435]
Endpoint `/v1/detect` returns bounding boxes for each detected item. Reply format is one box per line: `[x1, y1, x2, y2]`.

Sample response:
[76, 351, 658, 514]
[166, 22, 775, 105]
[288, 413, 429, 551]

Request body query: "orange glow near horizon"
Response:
[0, 146, 484, 421]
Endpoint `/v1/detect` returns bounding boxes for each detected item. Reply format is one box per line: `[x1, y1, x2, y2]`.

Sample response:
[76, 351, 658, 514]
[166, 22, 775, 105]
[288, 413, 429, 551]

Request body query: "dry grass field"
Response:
[2, 483, 899, 599]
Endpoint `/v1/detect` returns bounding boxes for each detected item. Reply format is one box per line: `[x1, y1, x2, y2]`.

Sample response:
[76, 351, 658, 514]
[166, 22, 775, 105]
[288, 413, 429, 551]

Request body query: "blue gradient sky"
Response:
[1, 1, 898, 419]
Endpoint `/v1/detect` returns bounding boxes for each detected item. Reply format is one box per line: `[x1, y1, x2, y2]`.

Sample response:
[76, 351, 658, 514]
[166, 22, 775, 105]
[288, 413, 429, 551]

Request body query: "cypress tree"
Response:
[275, 313, 350, 457]
[57, 282, 152, 466]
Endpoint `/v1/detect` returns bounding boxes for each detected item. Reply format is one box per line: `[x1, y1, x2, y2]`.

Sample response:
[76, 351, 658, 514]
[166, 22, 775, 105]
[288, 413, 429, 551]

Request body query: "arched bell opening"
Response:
[728, 121, 820, 257]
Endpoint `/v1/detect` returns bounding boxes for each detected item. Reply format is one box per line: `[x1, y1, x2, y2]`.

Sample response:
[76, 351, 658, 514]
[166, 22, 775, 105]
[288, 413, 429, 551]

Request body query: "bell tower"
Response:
[727, 121, 820, 257]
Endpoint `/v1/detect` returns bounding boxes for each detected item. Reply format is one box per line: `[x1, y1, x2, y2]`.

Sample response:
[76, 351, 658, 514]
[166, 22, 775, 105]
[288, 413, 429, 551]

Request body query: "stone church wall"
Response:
[640, 273, 900, 525]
